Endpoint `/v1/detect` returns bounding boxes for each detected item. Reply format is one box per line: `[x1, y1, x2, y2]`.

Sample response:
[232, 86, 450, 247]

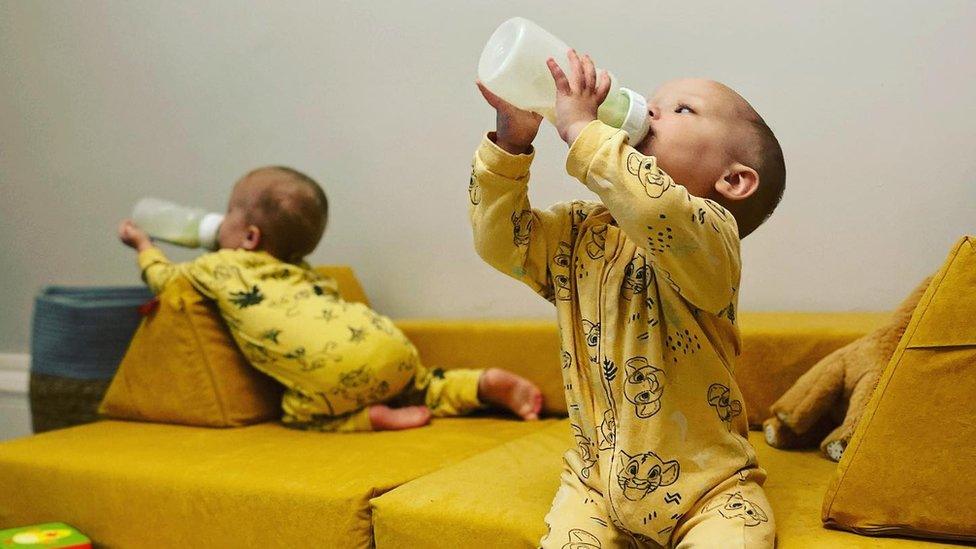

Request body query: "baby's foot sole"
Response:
[478, 368, 543, 421]
[368, 405, 432, 431]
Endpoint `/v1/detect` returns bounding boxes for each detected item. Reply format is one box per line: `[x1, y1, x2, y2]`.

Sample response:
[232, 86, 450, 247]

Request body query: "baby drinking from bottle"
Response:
[471, 17, 785, 548]
[119, 166, 543, 432]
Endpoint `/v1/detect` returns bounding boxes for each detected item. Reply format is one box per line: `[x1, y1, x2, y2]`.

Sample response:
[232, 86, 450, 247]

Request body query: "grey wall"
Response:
[2, 1, 974, 353]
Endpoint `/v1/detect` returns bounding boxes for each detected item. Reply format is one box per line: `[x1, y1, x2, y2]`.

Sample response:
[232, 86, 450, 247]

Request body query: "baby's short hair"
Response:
[734, 116, 786, 238]
[246, 166, 328, 262]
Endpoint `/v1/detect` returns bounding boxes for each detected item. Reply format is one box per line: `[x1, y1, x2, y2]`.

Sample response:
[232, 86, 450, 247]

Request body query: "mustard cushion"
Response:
[0, 417, 554, 548]
[395, 320, 567, 415]
[822, 236, 976, 543]
[98, 266, 367, 427]
[372, 422, 959, 548]
[371, 421, 566, 548]
[397, 313, 889, 423]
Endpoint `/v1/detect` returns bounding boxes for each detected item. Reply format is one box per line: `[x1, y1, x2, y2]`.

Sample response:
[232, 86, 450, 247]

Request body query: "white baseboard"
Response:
[0, 353, 29, 395]
[0, 354, 32, 441]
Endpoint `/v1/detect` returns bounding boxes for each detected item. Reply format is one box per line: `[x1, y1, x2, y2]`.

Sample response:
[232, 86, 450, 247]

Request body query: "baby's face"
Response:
[633, 79, 752, 198]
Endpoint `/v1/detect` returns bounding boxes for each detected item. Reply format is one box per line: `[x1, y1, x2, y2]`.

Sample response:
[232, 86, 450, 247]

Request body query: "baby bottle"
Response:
[132, 197, 224, 249]
[478, 17, 650, 143]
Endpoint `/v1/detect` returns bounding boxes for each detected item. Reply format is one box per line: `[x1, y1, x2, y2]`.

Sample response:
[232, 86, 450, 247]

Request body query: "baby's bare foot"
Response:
[478, 368, 543, 420]
[368, 405, 432, 431]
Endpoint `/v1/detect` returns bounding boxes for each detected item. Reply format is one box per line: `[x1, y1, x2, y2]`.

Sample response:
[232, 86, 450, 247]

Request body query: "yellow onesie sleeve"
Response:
[137, 247, 238, 301]
[137, 247, 181, 295]
[178, 252, 232, 301]
[566, 120, 741, 314]
[469, 133, 599, 303]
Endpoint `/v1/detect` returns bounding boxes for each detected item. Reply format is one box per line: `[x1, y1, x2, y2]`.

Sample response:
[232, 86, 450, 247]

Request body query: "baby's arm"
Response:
[118, 219, 181, 295]
[567, 126, 739, 313]
[547, 52, 740, 314]
[118, 219, 224, 299]
[471, 83, 593, 302]
[470, 139, 595, 302]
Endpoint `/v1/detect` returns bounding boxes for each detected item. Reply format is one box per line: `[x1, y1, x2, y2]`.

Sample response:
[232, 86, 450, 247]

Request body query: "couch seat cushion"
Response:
[0, 416, 554, 548]
[371, 421, 960, 548]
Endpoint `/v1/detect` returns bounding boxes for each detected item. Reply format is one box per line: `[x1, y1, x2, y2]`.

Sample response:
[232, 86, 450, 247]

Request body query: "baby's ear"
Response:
[242, 225, 262, 251]
[715, 163, 758, 202]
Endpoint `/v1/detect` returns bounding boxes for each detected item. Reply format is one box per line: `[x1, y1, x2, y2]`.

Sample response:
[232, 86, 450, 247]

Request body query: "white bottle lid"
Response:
[619, 87, 650, 144]
[198, 213, 224, 250]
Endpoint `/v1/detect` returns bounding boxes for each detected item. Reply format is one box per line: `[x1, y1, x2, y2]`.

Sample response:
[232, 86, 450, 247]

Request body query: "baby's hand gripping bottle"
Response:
[478, 17, 650, 143]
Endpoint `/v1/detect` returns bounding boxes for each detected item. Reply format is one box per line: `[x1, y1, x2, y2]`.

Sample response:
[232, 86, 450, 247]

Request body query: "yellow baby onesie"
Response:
[138, 247, 483, 432]
[470, 121, 774, 548]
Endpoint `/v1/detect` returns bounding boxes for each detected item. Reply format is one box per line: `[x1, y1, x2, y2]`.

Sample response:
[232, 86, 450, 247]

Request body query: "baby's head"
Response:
[217, 166, 328, 262]
[633, 79, 785, 238]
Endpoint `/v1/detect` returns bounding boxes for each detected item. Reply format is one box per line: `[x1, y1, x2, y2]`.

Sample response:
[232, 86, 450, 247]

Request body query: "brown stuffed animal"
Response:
[763, 275, 932, 461]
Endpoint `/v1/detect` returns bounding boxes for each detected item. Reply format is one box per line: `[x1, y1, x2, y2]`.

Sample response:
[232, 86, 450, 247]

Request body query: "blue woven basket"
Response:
[30, 286, 154, 380]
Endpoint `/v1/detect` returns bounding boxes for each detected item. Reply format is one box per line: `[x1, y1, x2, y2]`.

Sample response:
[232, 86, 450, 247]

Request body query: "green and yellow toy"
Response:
[0, 523, 90, 548]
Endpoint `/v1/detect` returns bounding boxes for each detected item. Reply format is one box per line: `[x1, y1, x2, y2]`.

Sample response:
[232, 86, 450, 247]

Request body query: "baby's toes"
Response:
[530, 389, 544, 416]
[518, 385, 543, 420]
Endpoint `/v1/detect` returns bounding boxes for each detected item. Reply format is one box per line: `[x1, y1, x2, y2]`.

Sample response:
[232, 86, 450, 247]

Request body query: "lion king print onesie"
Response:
[469, 120, 775, 548]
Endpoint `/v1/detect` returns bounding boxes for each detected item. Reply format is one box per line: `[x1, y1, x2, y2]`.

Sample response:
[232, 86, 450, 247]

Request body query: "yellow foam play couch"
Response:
[0, 268, 963, 548]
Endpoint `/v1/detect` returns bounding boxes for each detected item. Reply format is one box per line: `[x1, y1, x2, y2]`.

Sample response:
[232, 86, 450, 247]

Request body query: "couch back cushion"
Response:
[399, 314, 888, 421]
[736, 312, 888, 427]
